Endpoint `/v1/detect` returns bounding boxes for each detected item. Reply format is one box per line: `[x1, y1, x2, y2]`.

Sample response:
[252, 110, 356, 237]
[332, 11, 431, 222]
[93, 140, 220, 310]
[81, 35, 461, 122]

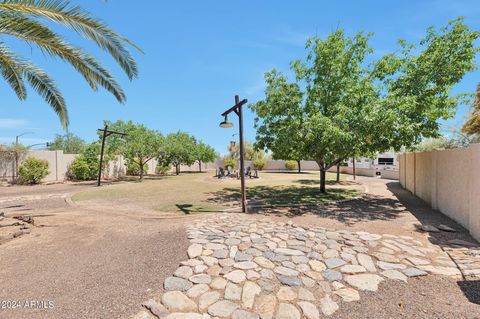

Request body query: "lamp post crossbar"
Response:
[97, 125, 127, 186]
[220, 95, 248, 213]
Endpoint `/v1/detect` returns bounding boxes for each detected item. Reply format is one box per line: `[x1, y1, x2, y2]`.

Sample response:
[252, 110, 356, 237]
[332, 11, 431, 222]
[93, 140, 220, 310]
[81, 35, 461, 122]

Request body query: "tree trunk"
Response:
[297, 160, 301, 173]
[176, 164, 180, 175]
[320, 169, 326, 193]
[198, 161, 202, 173]
[139, 163, 144, 179]
[336, 164, 340, 183]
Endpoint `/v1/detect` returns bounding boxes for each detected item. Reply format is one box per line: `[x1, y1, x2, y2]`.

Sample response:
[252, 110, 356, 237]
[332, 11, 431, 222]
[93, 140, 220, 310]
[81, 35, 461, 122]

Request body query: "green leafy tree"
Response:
[0, 0, 140, 128]
[414, 137, 454, 152]
[158, 131, 197, 175]
[375, 18, 479, 149]
[67, 142, 102, 180]
[252, 20, 478, 193]
[195, 141, 217, 172]
[105, 120, 163, 179]
[462, 84, 480, 134]
[18, 156, 49, 184]
[229, 141, 269, 169]
[48, 132, 86, 153]
[250, 72, 306, 173]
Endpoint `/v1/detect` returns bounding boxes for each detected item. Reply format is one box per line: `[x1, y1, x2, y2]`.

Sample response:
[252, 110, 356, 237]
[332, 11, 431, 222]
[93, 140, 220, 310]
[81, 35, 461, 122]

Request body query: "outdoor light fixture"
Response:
[219, 115, 233, 128]
[220, 95, 248, 213]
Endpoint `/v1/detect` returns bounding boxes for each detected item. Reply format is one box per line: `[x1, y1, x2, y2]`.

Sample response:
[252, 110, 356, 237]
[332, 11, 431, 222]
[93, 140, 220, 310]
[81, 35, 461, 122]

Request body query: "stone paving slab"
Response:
[133, 213, 477, 319]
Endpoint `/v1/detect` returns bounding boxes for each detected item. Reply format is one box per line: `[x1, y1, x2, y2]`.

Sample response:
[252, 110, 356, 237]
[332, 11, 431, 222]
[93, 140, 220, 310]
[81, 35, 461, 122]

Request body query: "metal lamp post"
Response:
[220, 95, 248, 213]
[14, 132, 33, 178]
[15, 132, 33, 145]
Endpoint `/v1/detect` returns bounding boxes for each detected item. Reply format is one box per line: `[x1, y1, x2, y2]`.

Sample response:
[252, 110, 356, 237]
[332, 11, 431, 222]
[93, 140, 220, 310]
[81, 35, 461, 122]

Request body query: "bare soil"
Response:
[0, 184, 189, 319]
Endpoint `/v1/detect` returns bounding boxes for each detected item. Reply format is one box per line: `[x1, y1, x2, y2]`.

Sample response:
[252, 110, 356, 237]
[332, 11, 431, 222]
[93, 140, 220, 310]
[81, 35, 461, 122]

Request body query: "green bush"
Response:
[224, 158, 236, 169]
[126, 161, 148, 176]
[285, 160, 297, 170]
[156, 163, 171, 175]
[68, 155, 97, 181]
[18, 157, 49, 184]
[253, 158, 266, 170]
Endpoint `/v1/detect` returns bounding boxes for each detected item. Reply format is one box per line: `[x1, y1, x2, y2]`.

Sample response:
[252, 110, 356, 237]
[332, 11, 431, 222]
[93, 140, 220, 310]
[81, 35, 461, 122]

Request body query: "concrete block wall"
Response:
[399, 144, 480, 242]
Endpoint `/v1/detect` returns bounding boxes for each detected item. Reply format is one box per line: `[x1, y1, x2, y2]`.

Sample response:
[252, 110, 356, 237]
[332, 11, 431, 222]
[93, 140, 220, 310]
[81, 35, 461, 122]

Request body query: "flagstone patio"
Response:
[133, 212, 478, 319]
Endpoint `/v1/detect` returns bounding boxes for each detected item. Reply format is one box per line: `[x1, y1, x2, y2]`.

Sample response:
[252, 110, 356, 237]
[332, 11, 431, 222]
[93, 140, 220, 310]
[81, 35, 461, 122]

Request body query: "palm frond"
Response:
[0, 11, 125, 102]
[0, 0, 140, 79]
[0, 42, 27, 99]
[0, 42, 68, 127]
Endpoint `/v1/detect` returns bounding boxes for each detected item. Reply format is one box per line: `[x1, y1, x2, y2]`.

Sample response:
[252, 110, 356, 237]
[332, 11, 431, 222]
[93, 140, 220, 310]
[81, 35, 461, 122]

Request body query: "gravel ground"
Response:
[332, 276, 480, 318]
[0, 185, 189, 319]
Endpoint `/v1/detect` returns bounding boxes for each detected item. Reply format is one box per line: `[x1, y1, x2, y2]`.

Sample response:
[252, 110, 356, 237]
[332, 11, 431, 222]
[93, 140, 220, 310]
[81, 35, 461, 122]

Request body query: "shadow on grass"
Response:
[294, 179, 357, 186]
[175, 203, 218, 215]
[261, 171, 314, 175]
[114, 175, 169, 183]
[207, 183, 411, 225]
[207, 185, 358, 207]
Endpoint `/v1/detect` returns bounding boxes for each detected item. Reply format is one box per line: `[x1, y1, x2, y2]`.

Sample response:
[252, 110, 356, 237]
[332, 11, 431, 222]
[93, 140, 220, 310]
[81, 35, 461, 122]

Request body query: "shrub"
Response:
[126, 161, 148, 176]
[156, 163, 171, 175]
[224, 158, 236, 169]
[18, 157, 49, 184]
[253, 158, 266, 170]
[285, 160, 297, 170]
[68, 155, 97, 181]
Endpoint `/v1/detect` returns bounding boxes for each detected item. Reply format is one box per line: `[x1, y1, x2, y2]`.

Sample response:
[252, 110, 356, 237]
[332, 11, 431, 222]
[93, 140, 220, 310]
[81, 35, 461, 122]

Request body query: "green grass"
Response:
[72, 171, 361, 214]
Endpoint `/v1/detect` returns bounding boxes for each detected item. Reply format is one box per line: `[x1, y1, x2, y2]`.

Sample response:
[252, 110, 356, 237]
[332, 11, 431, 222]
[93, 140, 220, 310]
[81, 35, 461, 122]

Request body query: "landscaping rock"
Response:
[188, 244, 203, 258]
[297, 301, 319, 319]
[344, 274, 383, 291]
[164, 277, 193, 291]
[208, 300, 239, 317]
[161, 291, 197, 312]
[276, 303, 301, 319]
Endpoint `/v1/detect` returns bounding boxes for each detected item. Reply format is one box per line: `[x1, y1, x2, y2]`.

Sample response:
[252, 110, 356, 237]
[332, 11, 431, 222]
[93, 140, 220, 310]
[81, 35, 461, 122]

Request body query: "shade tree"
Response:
[158, 131, 197, 175]
[48, 133, 86, 154]
[251, 19, 479, 192]
[104, 120, 163, 179]
[195, 141, 218, 172]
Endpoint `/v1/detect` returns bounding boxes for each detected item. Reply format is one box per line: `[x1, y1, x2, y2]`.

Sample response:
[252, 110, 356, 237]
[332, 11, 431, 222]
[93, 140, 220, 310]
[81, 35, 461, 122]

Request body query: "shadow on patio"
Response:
[385, 181, 479, 249]
[207, 184, 407, 226]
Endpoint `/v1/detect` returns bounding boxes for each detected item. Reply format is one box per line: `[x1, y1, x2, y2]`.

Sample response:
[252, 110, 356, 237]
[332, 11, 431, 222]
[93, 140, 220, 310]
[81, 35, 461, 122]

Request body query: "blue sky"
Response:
[1, 0, 479, 153]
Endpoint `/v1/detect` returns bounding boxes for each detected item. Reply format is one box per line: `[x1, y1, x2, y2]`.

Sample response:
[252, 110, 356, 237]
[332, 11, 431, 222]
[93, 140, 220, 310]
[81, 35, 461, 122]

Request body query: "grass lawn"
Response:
[72, 171, 362, 214]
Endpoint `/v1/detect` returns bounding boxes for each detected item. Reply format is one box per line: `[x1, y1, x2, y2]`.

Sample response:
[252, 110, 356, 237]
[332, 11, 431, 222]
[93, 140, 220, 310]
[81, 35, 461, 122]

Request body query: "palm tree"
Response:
[0, 0, 141, 128]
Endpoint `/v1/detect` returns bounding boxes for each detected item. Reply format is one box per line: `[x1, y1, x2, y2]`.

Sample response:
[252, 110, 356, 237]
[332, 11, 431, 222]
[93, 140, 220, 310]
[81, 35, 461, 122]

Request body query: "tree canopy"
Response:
[104, 120, 163, 179]
[195, 141, 218, 172]
[251, 19, 479, 192]
[159, 131, 197, 175]
[48, 133, 86, 154]
[462, 84, 480, 134]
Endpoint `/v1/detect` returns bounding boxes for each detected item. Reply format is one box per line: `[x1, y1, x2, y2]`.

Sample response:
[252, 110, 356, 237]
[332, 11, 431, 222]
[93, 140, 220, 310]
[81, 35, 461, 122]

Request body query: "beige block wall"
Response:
[399, 144, 480, 242]
[399, 154, 406, 187]
[435, 147, 471, 229]
[341, 166, 377, 177]
[381, 170, 399, 180]
[405, 153, 415, 193]
[469, 144, 480, 242]
[414, 152, 432, 205]
[28, 150, 62, 182]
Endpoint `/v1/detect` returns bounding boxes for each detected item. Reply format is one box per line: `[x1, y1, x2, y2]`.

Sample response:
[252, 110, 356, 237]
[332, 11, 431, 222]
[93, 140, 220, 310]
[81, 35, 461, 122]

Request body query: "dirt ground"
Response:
[0, 183, 189, 319]
[0, 176, 479, 319]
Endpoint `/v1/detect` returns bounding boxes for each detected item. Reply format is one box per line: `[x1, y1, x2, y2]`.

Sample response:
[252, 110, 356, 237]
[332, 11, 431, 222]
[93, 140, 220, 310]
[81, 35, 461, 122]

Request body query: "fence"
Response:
[1, 151, 400, 183]
[399, 144, 480, 241]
